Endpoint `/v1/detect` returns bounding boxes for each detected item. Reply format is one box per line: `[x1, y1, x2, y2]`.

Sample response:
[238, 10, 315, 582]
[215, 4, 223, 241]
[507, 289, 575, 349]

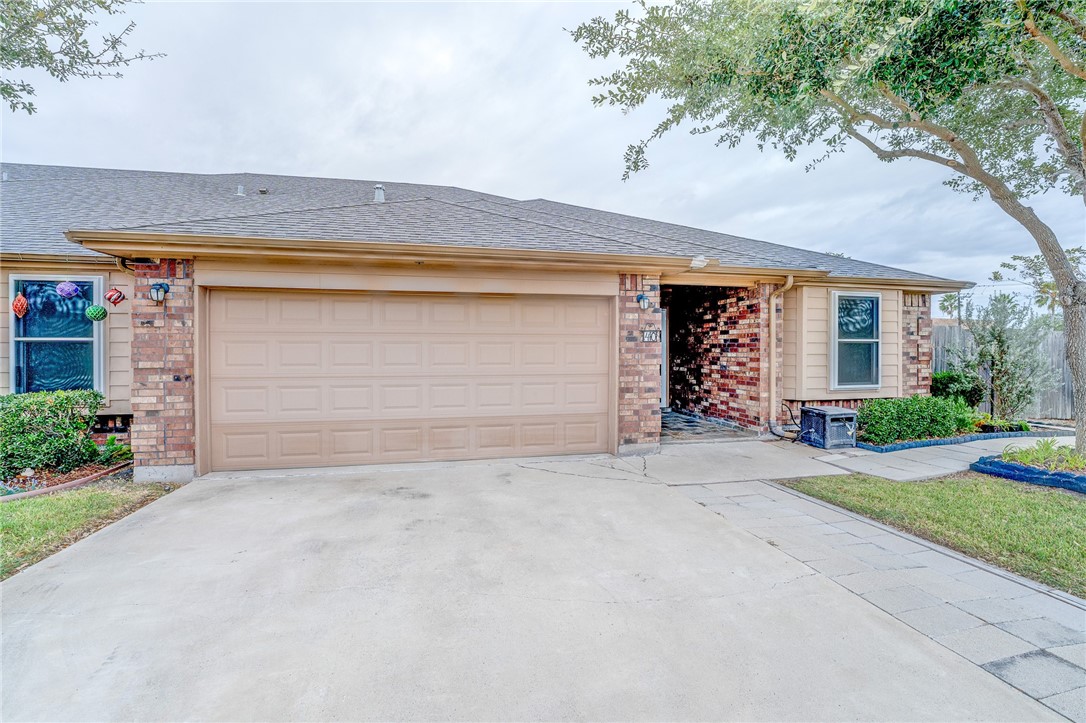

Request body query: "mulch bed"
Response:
[2, 463, 115, 495]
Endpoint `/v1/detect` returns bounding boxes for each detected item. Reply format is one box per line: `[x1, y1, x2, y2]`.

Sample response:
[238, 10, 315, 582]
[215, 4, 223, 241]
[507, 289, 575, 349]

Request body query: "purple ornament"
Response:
[56, 281, 81, 299]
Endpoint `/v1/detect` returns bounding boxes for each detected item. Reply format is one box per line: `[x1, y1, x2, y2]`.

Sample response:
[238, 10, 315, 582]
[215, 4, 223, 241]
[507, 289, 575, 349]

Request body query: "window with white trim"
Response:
[832, 292, 880, 389]
[10, 276, 104, 394]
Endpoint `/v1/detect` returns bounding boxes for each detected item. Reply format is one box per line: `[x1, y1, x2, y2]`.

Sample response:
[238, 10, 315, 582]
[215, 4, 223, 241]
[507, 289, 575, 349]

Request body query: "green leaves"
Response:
[0, 390, 103, 481]
[571, 0, 1085, 201]
[857, 394, 978, 445]
[1, 0, 163, 114]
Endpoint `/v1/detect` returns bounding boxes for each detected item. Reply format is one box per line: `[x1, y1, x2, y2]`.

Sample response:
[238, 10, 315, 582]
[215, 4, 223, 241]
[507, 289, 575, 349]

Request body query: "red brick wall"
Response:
[902, 292, 933, 396]
[130, 260, 195, 473]
[663, 284, 778, 431]
[618, 274, 662, 449]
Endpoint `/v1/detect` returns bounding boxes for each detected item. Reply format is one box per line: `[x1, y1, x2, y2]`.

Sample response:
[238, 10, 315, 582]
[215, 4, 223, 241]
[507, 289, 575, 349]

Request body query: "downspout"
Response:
[768, 275, 795, 437]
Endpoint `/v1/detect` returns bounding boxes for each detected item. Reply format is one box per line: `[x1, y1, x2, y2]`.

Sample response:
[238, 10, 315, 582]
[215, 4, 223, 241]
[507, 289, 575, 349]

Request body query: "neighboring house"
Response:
[1, 163, 971, 481]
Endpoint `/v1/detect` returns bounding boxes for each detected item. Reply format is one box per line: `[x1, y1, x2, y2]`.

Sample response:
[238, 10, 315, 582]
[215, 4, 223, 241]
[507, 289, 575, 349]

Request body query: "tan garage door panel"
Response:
[207, 290, 612, 470]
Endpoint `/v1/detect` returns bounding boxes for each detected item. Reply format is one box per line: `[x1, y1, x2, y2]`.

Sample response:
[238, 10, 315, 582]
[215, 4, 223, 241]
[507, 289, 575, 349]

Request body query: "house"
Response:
[1, 163, 970, 481]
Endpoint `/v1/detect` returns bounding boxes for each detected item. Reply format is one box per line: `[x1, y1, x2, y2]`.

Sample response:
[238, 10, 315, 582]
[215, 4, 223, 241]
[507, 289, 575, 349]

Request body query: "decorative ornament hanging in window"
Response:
[12, 292, 29, 318]
[55, 281, 81, 299]
[104, 288, 126, 306]
[85, 304, 108, 322]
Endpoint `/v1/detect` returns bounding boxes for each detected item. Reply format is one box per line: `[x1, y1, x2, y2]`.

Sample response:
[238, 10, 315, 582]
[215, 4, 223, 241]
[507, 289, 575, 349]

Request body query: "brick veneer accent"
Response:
[130, 260, 195, 475]
[902, 292, 933, 395]
[618, 274, 662, 450]
[663, 283, 779, 431]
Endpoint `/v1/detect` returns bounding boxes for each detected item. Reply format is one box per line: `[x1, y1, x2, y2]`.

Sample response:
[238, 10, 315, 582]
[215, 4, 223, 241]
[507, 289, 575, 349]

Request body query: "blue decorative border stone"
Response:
[856, 430, 1073, 454]
[970, 455, 1086, 495]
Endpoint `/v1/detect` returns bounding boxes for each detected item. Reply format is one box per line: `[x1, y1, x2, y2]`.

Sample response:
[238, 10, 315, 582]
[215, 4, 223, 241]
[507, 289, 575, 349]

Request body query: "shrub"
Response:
[1003, 439, 1086, 472]
[99, 435, 133, 465]
[931, 369, 985, 408]
[858, 395, 976, 446]
[0, 390, 103, 481]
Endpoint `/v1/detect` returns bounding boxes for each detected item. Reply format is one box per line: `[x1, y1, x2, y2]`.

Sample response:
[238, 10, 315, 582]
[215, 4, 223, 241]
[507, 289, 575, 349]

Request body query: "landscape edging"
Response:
[856, 430, 1073, 454]
[0, 463, 133, 503]
[970, 455, 1086, 494]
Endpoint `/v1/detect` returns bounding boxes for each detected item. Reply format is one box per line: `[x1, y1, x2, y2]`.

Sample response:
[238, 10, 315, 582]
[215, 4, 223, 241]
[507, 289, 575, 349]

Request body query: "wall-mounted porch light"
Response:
[636, 293, 652, 310]
[149, 282, 170, 304]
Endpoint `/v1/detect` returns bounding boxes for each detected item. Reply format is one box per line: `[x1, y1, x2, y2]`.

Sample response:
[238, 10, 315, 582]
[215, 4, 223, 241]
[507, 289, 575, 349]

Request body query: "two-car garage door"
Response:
[208, 290, 612, 471]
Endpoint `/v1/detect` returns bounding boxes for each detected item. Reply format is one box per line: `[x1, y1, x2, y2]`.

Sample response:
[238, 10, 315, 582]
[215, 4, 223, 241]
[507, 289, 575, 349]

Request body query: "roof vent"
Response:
[1, 171, 8, 182]
[374, 184, 385, 202]
[258, 188, 268, 195]
[236, 185, 245, 196]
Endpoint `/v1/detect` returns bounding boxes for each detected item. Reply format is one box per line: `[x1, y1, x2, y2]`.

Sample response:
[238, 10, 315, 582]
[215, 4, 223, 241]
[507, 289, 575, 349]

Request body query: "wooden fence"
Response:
[932, 324, 1075, 420]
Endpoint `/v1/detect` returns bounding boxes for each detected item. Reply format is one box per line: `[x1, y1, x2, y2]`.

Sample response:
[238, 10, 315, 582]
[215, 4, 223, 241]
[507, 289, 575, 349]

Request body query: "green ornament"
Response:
[85, 304, 108, 322]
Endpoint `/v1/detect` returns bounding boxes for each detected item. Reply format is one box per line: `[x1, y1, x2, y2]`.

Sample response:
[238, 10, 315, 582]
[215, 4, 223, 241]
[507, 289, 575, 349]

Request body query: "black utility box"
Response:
[800, 406, 858, 449]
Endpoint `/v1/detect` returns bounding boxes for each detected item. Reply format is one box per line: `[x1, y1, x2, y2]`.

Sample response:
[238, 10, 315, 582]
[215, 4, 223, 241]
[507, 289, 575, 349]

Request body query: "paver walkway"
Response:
[816, 436, 1076, 481]
[660, 409, 757, 443]
[676, 479, 1086, 722]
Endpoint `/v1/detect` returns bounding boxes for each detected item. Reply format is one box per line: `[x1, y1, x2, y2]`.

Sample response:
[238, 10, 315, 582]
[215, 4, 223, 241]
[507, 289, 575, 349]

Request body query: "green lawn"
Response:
[783, 472, 1086, 598]
[0, 477, 178, 580]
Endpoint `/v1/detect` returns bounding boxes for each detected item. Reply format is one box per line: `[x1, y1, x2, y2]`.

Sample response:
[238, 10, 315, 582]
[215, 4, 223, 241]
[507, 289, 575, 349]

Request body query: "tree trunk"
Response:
[1063, 302, 1086, 450]
[983, 189, 1086, 452]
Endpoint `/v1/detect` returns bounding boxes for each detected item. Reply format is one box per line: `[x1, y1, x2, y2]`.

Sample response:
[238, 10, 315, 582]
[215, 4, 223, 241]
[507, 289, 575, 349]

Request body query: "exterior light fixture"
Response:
[149, 282, 170, 304]
[690, 255, 709, 270]
[636, 293, 652, 310]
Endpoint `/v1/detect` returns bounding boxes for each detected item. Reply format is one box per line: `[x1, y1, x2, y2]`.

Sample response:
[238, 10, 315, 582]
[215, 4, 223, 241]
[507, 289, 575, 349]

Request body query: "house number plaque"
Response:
[641, 328, 662, 343]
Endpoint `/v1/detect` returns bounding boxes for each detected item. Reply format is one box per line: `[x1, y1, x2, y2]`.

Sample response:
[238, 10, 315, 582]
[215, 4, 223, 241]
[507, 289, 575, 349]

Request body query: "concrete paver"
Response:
[937, 624, 1039, 664]
[821, 434, 1076, 481]
[896, 604, 986, 637]
[983, 650, 1086, 699]
[1041, 688, 1086, 722]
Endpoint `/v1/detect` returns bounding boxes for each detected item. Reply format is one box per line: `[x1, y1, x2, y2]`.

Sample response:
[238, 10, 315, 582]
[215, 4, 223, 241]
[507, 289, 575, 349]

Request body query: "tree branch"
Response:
[1048, 7, 1086, 42]
[819, 90, 902, 129]
[842, 125, 961, 167]
[998, 77, 1086, 187]
[1025, 16, 1086, 80]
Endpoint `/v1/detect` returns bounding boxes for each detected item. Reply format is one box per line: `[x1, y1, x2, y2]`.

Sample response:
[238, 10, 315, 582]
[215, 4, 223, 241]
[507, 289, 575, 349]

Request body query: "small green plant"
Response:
[98, 435, 133, 465]
[1003, 439, 1086, 472]
[931, 369, 985, 408]
[0, 390, 103, 481]
[974, 413, 1030, 433]
[858, 395, 977, 446]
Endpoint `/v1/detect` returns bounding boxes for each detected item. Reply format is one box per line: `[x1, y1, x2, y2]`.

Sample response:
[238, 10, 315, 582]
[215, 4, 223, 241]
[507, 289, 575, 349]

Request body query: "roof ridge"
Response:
[509, 199, 774, 267]
[520, 199, 950, 279]
[0, 163, 516, 200]
[115, 197, 430, 231]
[438, 198, 676, 257]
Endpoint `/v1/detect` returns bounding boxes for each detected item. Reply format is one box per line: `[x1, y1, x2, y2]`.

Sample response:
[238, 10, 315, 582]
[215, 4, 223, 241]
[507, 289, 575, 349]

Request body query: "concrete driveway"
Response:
[1, 445, 1058, 721]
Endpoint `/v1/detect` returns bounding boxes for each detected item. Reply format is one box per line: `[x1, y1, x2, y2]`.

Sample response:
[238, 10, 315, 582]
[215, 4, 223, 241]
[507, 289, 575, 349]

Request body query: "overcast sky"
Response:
[3, 1, 1083, 309]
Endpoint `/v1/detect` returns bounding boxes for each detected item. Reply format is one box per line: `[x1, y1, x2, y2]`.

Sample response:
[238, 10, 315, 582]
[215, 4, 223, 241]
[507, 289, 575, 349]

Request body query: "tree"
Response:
[938, 291, 969, 325]
[1, 0, 162, 114]
[572, 0, 1086, 450]
[960, 293, 1055, 420]
[991, 246, 1086, 316]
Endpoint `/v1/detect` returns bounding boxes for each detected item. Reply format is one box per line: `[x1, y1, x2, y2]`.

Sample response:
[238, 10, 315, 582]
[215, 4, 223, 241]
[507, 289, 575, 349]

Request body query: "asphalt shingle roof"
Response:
[0, 162, 949, 283]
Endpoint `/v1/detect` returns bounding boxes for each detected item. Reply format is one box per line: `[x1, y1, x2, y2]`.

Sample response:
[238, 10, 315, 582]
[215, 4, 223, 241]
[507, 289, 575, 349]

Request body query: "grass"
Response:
[0, 474, 179, 580]
[783, 472, 1086, 598]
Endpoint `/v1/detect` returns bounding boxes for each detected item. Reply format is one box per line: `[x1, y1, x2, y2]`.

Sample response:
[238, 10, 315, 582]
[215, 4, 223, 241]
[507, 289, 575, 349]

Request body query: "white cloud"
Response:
[3, 0, 1082, 299]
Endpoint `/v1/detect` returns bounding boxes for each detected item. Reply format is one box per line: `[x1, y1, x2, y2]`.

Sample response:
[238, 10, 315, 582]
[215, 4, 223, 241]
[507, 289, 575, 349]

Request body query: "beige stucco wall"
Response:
[781, 284, 903, 401]
[1, 260, 133, 413]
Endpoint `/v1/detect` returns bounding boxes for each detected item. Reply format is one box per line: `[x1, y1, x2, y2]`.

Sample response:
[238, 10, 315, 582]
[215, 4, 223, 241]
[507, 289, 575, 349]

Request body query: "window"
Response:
[10, 276, 104, 394]
[832, 292, 880, 389]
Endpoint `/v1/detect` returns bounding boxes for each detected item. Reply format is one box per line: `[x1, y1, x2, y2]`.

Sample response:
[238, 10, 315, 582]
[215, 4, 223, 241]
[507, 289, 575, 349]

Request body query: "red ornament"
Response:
[104, 288, 126, 306]
[11, 292, 28, 319]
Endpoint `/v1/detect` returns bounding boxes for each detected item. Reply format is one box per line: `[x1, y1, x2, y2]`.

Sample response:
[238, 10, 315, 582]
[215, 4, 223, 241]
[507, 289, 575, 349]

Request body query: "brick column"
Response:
[618, 273, 662, 453]
[130, 259, 196, 482]
[902, 292, 933, 396]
